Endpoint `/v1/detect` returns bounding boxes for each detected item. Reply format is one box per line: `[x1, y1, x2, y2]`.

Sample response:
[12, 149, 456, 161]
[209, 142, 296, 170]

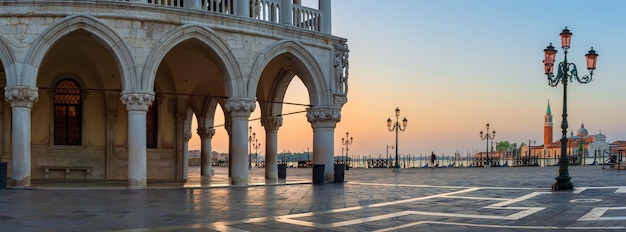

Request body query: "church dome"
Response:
[576, 123, 588, 137]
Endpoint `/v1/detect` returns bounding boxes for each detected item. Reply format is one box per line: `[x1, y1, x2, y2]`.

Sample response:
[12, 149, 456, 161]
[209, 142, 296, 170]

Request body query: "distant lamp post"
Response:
[479, 123, 496, 167]
[386, 145, 394, 168]
[387, 107, 407, 172]
[248, 126, 256, 170]
[543, 26, 598, 191]
[253, 139, 261, 167]
[527, 140, 536, 158]
[341, 132, 353, 170]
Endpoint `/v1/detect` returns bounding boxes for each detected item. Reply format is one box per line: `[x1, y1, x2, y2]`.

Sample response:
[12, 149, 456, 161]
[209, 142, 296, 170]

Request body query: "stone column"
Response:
[224, 98, 255, 185]
[280, 0, 292, 25]
[224, 116, 232, 177]
[319, 0, 331, 34]
[183, 132, 192, 179]
[121, 92, 154, 188]
[237, 0, 250, 17]
[261, 116, 282, 179]
[186, 0, 202, 10]
[198, 127, 216, 176]
[4, 86, 38, 187]
[306, 107, 340, 182]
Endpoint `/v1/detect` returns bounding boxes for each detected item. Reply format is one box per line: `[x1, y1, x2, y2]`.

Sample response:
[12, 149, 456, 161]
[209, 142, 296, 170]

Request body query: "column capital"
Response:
[121, 92, 154, 111]
[184, 133, 193, 142]
[197, 127, 216, 140]
[306, 107, 341, 128]
[4, 86, 38, 108]
[225, 98, 255, 117]
[261, 116, 283, 131]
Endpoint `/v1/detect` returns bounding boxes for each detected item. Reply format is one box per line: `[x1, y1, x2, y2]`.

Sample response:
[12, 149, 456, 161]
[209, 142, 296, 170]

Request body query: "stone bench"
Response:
[43, 166, 92, 180]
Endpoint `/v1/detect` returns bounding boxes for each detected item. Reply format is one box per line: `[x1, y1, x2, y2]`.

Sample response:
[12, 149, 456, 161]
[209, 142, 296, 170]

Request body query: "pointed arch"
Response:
[142, 24, 242, 97]
[248, 39, 328, 107]
[21, 14, 136, 90]
[0, 35, 17, 86]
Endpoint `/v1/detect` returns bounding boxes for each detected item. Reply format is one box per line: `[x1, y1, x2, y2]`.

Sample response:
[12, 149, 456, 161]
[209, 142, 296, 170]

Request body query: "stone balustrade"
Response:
[112, 0, 323, 32]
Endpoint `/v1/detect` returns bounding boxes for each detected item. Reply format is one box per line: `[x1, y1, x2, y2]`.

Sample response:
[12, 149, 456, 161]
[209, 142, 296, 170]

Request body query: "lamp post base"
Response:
[552, 176, 574, 191]
[393, 163, 401, 172]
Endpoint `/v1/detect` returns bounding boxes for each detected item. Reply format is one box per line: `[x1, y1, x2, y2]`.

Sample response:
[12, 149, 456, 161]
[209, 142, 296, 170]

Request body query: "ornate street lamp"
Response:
[248, 126, 255, 170]
[479, 123, 495, 167]
[543, 26, 598, 191]
[342, 132, 353, 170]
[387, 107, 407, 172]
[253, 139, 261, 167]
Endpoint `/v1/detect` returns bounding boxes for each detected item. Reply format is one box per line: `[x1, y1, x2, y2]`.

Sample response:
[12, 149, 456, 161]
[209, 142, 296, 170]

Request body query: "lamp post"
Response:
[387, 107, 408, 172]
[386, 145, 394, 168]
[543, 26, 598, 191]
[527, 140, 536, 158]
[527, 140, 535, 166]
[248, 126, 255, 170]
[479, 123, 495, 167]
[253, 139, 261, 167]
[342, 132, 353, 170]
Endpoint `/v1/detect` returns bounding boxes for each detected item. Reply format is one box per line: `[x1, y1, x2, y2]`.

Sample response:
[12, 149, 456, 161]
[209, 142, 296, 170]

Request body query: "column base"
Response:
[12, 176, 31, 188]
[552, 176, 574, 191]
[128, 178, 146, 188]
[231, 176, 248, 186]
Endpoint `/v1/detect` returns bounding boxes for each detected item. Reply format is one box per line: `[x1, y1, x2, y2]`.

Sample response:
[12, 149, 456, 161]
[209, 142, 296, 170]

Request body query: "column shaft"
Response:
[198, 127, 216, 176]
[280, 0, 292, 25]
[225, 99, 255, 185]
[319, 0, 331, 34]
[307, 107, 340, 182]
[12, 108, 32, 186]
[230, 116, 249, 185]
[5, 86, 38, 187]
[121, 92, 154, 188]
[127, 111, 147, 187]
[313, 127, 335, 181]
[262, 116, 282, 180]
[183, 133, 191, 179]
[237, 0, 250, 17]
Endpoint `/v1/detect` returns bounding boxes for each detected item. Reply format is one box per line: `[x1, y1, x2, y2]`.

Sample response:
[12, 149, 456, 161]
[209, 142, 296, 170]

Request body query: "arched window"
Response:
[54, 79, 82, 145]
[147, 98, 158, 148]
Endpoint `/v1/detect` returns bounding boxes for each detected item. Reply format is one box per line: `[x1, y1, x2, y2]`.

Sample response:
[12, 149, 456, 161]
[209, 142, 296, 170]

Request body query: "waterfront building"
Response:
[522, 102, 610, 163]
[0, 0, 348, 188]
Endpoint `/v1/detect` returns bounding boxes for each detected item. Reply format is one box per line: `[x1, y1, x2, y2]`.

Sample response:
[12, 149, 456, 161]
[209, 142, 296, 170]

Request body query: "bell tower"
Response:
[544, 100, 553, 146]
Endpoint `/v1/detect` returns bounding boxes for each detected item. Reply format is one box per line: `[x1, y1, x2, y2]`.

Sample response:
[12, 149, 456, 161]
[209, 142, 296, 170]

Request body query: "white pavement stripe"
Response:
[488, 191, 547, 207]
[579, 207, 626, 221]
[573, 187, 587, 194]
[277, 187, 481, 219]
[615, 187, 626, 193]
[501, 207, 546, 220]
[373, 220, 626, 231]
[440, 195, 510, 201]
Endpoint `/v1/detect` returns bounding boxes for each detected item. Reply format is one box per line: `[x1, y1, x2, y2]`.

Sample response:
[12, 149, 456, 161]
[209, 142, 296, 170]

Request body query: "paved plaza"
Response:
[2, 165, 626, 231]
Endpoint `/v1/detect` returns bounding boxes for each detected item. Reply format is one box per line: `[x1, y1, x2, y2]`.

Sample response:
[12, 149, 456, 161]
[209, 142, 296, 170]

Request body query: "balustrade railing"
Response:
[66, 0, 324, 33]
[148, 0, 184, 7]
[251, 0, 281, 23]
[292, 4, 321, 31]
[203, 0, 235, 14]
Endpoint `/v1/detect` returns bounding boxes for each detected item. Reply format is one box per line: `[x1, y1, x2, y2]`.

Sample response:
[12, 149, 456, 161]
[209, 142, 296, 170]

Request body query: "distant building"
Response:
[522, 101, 610, 161]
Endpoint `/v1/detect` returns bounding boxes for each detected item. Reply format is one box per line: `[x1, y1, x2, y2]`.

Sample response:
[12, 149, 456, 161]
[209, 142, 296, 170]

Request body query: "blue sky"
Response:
[327, 0, 626, 157]
[192, 0, 626, 159]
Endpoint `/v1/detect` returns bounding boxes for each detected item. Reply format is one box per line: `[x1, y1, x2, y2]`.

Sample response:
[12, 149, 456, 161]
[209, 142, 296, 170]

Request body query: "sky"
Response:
[190, 0, 626, 159]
